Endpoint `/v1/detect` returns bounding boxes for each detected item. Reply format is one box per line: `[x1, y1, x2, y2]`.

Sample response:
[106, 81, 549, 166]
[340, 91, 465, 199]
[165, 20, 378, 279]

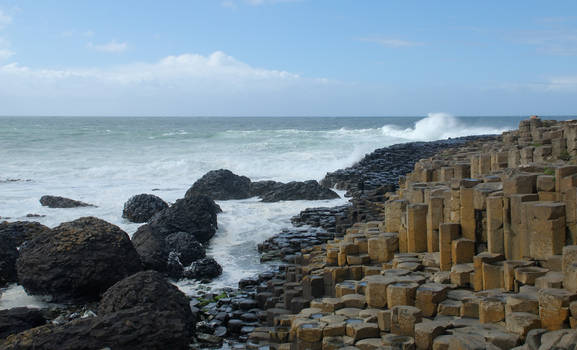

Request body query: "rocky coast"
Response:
[237, 116, 577, 350]
[3, 117, 577, 350]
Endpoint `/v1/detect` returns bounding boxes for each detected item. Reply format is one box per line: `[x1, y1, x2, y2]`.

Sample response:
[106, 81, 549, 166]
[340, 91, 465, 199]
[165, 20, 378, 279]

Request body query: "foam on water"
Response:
[381, 113, 511, 141]
[0, 115, 521, 305]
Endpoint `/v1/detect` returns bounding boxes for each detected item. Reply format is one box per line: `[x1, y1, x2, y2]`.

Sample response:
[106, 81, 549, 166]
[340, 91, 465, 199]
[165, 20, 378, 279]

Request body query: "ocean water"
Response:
[0, 113, 527, 307]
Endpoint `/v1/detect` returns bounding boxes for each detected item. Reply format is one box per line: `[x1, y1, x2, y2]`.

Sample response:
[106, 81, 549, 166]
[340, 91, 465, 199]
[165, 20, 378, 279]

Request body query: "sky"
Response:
[0, 0, 576, 116]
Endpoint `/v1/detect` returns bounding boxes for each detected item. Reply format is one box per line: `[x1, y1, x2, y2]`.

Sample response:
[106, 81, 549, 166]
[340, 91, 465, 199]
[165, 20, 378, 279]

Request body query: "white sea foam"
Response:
[381, 113, 512, 141]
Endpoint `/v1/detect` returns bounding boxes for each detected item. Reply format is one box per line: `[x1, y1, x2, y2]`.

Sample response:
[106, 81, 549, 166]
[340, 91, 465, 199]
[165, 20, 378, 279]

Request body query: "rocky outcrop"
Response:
[249, 180, 285, 197]
[147, 195, 220, 243]
[98, 270, 195, 328]
[132, 226, 208, 279]
[260, 180, 340, 202]
[165, 231, 206, 266]
[16, 217, 142, 301]
[0, 238, 18, 286]
[0, 222, 51, 287]
[0, 221, 51, 246]
[1, 271, 194, 350]
[39, 195, 95, 208]
[185, 169, 252, 200]
[0, 307, 46, 339]
[131, 195, 220, 278]
[122, 194, 168, 223]
[183, 257, 222, 281]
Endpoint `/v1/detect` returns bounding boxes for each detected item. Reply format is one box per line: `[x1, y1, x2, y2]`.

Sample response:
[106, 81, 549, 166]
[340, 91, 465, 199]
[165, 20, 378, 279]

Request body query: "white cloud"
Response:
[0, 51, 332, 115]
[545, 75, 577, 91]
[0, 48, 13, 60]
[360, 37, 424, 48]
[87, 40, 128, 53]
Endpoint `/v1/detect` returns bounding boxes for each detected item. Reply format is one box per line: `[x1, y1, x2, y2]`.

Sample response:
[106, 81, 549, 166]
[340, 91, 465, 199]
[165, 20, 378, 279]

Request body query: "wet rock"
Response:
[122, 194, 168, 223]
[0, 221, 51, 246]
[131, 224, 168, 272]
[132, 228, 206, 277]
[165, 231, 206, 266]
[185, 169, 251, 200]
[0, 307, 46, 339]
[98, 270, 195, 327]
[0, 233, 18, 286]
[249, 180, 285, 197]
[260, 180, 340, 202]
[0, 305, 192, 350]
[17, 217, 142, 301]
[147, 195, 221, 243]
[39, 195, 95, 208]
[183, 257, 222, 280]
[0, 271, 196, 350]
[321, 136, 492, 197]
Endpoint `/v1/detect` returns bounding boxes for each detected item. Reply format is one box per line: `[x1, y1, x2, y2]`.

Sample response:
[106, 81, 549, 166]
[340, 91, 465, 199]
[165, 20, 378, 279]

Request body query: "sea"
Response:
[0, 113, 554, 309]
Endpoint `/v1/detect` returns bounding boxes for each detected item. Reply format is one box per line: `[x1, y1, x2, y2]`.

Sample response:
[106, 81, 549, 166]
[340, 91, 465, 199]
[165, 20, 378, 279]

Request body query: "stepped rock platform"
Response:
[245, 117, 577, 350]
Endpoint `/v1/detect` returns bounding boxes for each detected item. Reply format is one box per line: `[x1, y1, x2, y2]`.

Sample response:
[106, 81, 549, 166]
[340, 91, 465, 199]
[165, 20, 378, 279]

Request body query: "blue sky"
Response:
[0, 0, 576, 116]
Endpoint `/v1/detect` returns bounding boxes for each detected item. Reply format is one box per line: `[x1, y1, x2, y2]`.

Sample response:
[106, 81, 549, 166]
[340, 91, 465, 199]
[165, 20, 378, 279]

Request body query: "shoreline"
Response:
[3, 122, 560, 349]
[190, 135, 497, 348]
[237, 116, 577, 350]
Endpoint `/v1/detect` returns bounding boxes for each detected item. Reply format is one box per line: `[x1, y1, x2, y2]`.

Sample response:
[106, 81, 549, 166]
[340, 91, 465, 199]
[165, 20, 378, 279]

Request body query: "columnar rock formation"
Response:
[245, 117, 577, 350]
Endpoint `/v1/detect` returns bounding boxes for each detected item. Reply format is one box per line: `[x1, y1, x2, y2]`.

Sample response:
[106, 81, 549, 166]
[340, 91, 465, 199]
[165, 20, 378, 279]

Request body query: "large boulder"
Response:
[148, 195, 221, 243]
[1, 272, 194, 349]
[0, 221, 51, 246]
[0, 222, 51, 287]
[39, 195, 95, 208]
[260, 180, 340, 202]
[122, 194, 169, 223]
[131, 227, 206, 278]
[98, 270, 195, 327]
[16, 217, 142, 301]
[0, 238, 18, 286]
[0, 307, 46, 339]
[185, 169, 251, 200]
[183, 257, 222, 281]
[165, 232, 206, 266]
[249, 180, 285, 197]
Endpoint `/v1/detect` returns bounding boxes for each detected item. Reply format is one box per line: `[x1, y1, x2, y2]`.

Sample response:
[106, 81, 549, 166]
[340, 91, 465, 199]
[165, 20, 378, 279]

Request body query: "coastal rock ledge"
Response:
[186, 169, 340, 202]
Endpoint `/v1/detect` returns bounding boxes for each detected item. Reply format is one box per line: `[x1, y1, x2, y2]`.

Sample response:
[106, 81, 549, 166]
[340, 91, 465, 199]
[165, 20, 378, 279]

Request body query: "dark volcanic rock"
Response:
[39, 195, 95, 208]
[321, 136, 494, 198]
[0, 222, 51, 286]
[1, 271, 194, 350]
[165, 232, 206, 266]
[98, 270, 195, 327]
[132, 228, 206, 277]
[131, 224, 167, 272]
[0, 307, 191, 350]
[249, 180, 285, 197]
[16, 217, 142, 301]
[185, 169, 251, 200]
[0, 307, 46, 339]
[260, 180, 340, 202]
[148, 195, 221, 243]
[0, 238, 18, 286]
[183, 257, 222, 280]
[0, 221, 51, 246]
[122, 194, 168, 223]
